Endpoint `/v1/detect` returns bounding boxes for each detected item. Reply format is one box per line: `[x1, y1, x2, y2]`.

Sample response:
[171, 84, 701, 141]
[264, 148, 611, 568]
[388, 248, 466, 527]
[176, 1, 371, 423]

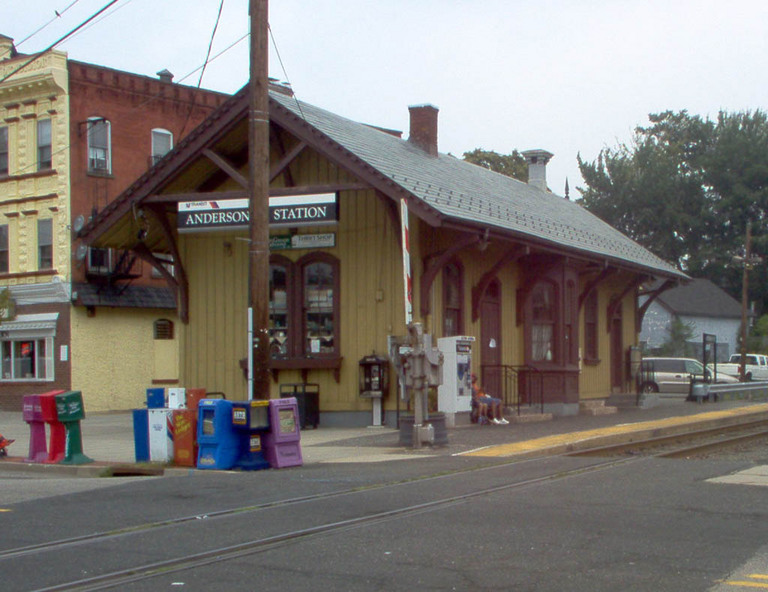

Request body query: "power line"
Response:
[178, 0, 226, 139]
[0, 0, 122, 85]
[16, 0, 83, 48]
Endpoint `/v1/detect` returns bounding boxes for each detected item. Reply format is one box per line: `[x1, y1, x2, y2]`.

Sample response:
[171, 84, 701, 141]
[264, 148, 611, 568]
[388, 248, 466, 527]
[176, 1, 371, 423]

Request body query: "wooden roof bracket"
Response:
[146, 205, 190, 324]
[420, 234, 481, 316]
[606, 276, 647, 332]
[269, 139, 306, 183]
[471, 245, 527, 322]
[202, 148, 248, 188]
[636, 278, 677, 327]
[578, 267, 618, 312]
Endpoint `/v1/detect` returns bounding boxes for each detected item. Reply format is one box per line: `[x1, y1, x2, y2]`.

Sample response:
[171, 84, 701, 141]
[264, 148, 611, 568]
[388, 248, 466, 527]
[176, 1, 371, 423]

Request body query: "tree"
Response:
[578, 109, 768, 310]
[463, 148, 528, 182]
[658, 318, 695, 357]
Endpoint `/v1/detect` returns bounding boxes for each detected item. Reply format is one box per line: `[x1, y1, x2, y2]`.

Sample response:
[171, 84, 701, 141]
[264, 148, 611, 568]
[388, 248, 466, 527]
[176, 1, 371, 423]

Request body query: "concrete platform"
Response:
[2, 398, 768, 477]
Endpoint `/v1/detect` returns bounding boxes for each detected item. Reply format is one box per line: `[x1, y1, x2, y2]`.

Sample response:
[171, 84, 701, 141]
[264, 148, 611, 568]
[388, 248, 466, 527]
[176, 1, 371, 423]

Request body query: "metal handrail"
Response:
[480, 364, 544, 415]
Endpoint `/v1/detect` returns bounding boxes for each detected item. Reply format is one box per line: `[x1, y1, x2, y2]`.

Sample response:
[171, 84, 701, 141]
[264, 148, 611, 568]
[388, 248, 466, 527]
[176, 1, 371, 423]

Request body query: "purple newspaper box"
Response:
[22, 393, 48, 462]
[261, 397, 303, 468]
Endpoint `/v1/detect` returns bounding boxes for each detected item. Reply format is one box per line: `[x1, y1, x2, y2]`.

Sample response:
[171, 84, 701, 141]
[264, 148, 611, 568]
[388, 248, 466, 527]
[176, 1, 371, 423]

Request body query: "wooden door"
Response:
[610, 302, 623, 392]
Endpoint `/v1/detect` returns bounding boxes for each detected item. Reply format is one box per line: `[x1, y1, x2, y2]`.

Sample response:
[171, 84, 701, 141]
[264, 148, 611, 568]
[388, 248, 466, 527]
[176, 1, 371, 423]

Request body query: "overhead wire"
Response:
[178, 0, 226, 139]
[15, 0, 83, 48]
[0, 0, 122, 85]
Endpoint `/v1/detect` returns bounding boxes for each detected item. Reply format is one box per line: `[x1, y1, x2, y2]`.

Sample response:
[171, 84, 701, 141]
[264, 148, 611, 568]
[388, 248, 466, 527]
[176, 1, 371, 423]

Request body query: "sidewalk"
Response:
[2, 397, 768, 476]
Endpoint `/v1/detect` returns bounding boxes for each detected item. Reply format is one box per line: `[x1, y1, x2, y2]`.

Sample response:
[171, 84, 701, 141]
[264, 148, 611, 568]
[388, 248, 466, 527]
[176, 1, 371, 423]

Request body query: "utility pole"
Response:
[248, 0, 270, 399]
[735, 222, 762, 381]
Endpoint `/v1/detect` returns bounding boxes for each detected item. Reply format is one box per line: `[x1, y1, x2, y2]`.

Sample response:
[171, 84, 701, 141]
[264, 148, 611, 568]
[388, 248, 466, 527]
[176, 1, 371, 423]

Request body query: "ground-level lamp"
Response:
[732, 222, 763, 381]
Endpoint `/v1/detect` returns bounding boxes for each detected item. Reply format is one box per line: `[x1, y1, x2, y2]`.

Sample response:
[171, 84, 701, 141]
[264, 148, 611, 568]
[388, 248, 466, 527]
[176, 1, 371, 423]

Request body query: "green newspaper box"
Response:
[54, 391, 93, 465]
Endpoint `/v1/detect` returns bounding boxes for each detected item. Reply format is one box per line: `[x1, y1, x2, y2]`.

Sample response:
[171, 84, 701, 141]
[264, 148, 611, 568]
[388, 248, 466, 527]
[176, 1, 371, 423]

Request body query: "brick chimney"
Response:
[408, 104, 439, 156]
[156, 68, 174, 83]
[0, 35, 17, 61]
[522, 149, 554, 192]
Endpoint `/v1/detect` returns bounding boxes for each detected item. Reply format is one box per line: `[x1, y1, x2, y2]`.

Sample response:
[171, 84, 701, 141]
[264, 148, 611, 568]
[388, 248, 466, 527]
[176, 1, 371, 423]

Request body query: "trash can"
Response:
[279, 383, 319, 429]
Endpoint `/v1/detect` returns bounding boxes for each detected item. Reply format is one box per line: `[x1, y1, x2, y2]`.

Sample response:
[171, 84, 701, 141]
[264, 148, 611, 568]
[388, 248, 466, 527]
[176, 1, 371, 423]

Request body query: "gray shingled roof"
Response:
[271, 91, 686, 280]
[655, 278, 742, 318]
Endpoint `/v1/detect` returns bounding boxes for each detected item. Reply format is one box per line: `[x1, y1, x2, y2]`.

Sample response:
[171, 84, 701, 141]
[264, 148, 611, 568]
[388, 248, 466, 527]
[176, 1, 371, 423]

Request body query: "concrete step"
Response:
[579, 400, 618, 416]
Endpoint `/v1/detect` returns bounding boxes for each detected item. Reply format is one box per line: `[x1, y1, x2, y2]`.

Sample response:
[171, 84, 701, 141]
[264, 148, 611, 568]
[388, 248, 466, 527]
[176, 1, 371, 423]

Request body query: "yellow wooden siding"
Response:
[179, 148, 409, 410]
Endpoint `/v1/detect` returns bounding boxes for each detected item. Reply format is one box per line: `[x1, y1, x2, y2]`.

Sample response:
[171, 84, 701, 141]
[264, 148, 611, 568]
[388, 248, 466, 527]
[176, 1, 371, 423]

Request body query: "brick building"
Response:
[0, 34, 227, 409]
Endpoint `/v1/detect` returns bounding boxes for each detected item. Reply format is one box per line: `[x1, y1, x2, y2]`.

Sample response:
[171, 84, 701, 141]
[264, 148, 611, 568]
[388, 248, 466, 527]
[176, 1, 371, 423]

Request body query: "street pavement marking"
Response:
[726, 574, 768, 588]
[461, 404, 768, 458]
[0, 508, 12, 512]
[708, 466, 768, 487]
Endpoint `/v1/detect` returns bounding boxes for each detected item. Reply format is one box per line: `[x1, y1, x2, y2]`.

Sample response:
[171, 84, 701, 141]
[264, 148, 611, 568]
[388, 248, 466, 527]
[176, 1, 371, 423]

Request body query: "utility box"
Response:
[437, 336, 475, 427]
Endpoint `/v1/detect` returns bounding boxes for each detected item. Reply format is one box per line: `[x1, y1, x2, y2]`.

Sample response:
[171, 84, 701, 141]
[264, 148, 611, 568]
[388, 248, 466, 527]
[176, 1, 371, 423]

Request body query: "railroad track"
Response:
[5, 421, 767, 591]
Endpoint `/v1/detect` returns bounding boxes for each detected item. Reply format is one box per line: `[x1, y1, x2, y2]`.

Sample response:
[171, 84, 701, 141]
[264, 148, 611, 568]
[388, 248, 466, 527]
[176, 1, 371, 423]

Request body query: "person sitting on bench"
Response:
[471, 373, 509, 425]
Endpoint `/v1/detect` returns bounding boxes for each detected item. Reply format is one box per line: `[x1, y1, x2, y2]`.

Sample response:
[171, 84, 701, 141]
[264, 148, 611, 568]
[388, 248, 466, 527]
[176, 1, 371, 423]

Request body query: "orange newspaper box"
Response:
[173, 409, 197, 467]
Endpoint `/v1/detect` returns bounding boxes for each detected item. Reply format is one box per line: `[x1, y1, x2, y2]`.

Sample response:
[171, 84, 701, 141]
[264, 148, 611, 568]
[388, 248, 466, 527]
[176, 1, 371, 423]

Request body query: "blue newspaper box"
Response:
[196, 399, 239, 470]
[132, 408, 150, 462]
[233, 400, 270, 471]
[146, 388, 165, 409]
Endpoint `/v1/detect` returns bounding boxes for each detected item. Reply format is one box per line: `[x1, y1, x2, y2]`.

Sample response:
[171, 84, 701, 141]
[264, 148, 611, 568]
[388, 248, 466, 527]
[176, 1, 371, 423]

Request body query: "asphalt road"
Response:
[2, 449, 768, 591]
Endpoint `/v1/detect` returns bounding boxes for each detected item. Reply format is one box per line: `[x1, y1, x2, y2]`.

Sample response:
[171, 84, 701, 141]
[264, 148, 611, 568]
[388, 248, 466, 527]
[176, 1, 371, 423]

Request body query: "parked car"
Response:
[712, 353, 768, 381]
[639, 357, 739, 394]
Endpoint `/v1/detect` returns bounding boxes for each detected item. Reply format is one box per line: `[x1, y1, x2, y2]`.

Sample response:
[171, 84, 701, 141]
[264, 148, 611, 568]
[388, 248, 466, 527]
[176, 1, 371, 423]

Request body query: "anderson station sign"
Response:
[177, 193, 338, 232]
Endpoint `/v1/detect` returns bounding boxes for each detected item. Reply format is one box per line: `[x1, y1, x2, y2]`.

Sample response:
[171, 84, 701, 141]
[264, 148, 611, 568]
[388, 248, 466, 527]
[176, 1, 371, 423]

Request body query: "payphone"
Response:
[359, 354, 390, 426]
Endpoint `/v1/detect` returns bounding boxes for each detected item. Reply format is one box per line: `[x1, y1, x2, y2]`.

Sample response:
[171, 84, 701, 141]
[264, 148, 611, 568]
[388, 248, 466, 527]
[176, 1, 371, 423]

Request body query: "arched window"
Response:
[442, 259, 464, 336]
[151, 128, 173, 165]
[154, 319, 174, 340]
[531, 282, 557, 362]
[269, 252, 340, 360]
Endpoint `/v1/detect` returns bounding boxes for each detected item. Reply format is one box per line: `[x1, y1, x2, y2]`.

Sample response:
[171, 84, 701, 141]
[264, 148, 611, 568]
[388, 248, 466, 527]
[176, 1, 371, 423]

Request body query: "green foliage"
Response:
[578, 109, 768, 309]
[462, 148, 528, 182]
[658, 317, 695, 357]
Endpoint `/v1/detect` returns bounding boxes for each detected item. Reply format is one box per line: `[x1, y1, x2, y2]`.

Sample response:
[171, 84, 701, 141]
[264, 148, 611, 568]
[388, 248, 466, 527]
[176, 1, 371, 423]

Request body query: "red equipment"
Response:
[0, 433, 14, 457]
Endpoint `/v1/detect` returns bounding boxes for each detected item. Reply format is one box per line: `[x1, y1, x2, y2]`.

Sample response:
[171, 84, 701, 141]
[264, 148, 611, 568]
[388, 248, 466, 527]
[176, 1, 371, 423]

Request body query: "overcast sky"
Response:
[5, 0, 768, 197]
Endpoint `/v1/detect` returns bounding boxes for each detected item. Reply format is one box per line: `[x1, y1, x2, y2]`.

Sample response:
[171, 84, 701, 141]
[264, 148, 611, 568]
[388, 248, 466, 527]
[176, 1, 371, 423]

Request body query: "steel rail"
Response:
[31, 455, 640, 592]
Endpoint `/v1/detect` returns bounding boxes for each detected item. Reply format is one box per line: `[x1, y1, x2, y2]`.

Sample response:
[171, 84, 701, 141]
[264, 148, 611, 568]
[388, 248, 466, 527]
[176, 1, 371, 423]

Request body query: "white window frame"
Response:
[87, 117, 111, 173]
[37, 119, 52, 171]
[151, 128, 173, 165]
[151, 252, 175, 278]
[0, 314, 57, 382]
[87, 247, 113, 275]
[38, 218, 53, 270]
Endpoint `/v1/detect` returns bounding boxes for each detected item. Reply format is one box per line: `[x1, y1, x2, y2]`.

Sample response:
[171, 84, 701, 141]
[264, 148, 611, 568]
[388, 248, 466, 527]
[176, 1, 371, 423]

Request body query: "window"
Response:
[269, 253, 340, 360]
[38, 219, 53, 270]
[303, 259, 335, 355]
[154, 319, 174, 340]
[87, 117, 111, 173]
[37, 119, 52, 170]
[531, 283, 556, 362]
[0, 224, 8, 273]
[584, 290, 599, 361]
[87, 247, 112, 275]
[564, 280, 577, 365]
[151, 253, 175, 278]
[151, 128, 173, 165]
[0, 126, 8, 175]
[442, 260, 464, 336]
[269, 258, 291, 357]
[1, 338, 53, 381]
